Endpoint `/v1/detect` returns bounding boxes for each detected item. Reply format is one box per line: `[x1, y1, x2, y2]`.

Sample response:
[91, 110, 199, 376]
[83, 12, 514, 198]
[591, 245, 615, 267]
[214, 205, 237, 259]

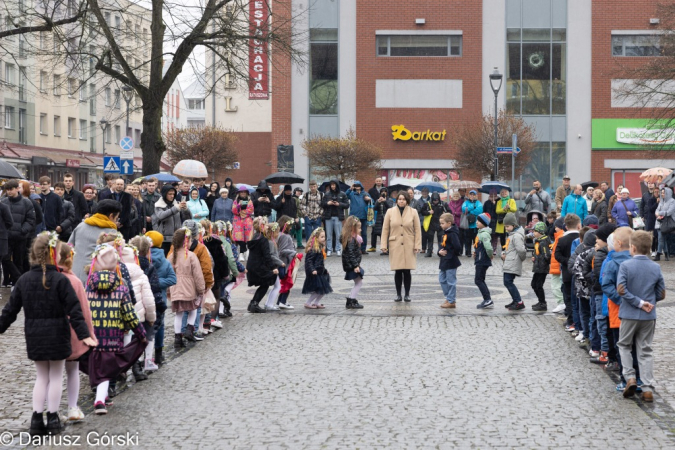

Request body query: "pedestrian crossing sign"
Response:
[104, 156, 121, 173]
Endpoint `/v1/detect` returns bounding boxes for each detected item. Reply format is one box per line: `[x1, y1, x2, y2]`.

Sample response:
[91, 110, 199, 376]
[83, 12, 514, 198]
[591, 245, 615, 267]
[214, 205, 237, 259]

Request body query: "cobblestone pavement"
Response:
[1, 253, 675, 449]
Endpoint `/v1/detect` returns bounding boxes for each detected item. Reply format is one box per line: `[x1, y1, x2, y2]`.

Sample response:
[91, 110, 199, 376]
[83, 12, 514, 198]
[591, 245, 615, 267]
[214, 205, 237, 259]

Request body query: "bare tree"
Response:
[452, 111, 536, 181]
[302, 128, 383, 182]
[165, 125, 238, 176]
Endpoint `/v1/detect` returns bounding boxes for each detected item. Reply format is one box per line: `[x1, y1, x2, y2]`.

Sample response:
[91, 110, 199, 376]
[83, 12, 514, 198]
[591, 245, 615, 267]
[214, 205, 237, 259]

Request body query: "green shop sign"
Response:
[592, 119, 675, 150]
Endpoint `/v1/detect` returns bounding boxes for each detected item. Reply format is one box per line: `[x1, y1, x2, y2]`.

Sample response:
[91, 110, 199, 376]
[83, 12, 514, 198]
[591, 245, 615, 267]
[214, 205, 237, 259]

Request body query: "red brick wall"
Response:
[356, 0, 482, 168]
[217, 132, 272, 185]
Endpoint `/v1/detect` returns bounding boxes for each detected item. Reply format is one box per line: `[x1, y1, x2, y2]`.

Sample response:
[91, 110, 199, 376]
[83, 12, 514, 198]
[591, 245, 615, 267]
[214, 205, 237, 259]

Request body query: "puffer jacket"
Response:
[59, 199, 76, 235]
[0, 265, 90, 361]
[246, 233, 277, 286]
[372, 197, 392, 235]
[203, 236, 230, 282]
[549, 229, 564, 275]
[187, 187, 210, 219]
[152, 185, 192, 243]
[167, 250, 206, 302]
[121, 249, 157, 323]
[251, 181, 274, 217]
[503, 226, 526, 276]
[474, 226, 493, 267]
[138, 255, 164, 313]
[150, 247, 177, 303]
[589, 246, 609, 296]
[342, 237, 361, 272]
[422, 193, 450, 232]
[1, 194, 34, 239]
[532, 235, 552, 274]
[321, 180, 349, 220]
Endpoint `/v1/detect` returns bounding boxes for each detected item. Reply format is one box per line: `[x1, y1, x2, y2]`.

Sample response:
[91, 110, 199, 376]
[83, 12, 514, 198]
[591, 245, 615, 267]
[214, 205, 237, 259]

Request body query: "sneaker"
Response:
[507, 302, 525, 311]
[575, 332, 585, 341]
[194, 333, 205, 341]
[210, 319, 223, 329]
[504, 301, 515, 309]
[571, 330, 579, 337]
[565, 324, 576, 332]
[67, 407, 84, 422]
[651, 251, 657, 258]
[604, 361, 620, 371]
[297, 245, 305, 249]
[531, 302, 547, 311]
[577, 338, 588, 347]
[477, 299, 494, 309]
[266, 305, 280, 311]
[552, 304, 566, 314]
[367, 247, 376, 253]
[589, 350, 600, 358]
[590, 351, 608, 364]
[336, 251, 342, 256]
[94, 402, 107, 415]
[616, 381, 627, 392]
[104, 396, 113, 406]
[327, 251, 332, 257]
[278, 303, 295, 310]
[144, 359, 159, 372]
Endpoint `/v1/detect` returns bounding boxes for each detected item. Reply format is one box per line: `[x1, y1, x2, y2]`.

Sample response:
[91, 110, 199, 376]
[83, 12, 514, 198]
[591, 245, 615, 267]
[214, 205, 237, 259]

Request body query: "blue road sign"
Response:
[496, 147, 522, 154]
[104, 156, 121, 173]
[120, 136, 134, 151]
[120, 159, 134, 175]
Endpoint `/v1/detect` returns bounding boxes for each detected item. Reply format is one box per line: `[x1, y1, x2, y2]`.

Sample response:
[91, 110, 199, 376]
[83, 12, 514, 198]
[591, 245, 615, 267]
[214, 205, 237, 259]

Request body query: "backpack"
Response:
[572, 247, 593, 298]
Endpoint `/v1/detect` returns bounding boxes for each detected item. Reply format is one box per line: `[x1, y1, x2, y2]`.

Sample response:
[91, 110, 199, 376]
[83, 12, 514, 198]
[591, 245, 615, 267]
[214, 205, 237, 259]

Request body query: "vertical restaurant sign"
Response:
[249, 1, 269, 100]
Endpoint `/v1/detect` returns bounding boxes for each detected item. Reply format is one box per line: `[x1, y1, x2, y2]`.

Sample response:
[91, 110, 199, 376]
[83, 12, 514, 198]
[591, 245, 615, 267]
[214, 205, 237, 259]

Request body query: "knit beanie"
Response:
[583, 215, 599, 228]
[477, 213, 491, 227]
[607, 234, 615, 252]
[145, 231, 163, 248]
[554, 218, 565, 231]
[595, 223, 617, 243]
[92, 244, 119, 271]
[534, 222, 547, 234]
[503, 212, 518, 227]
[183, 219, 199, 238]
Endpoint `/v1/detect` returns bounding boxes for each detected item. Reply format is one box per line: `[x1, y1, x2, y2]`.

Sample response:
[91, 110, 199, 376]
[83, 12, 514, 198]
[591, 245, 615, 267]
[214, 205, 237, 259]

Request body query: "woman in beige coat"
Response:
[381, 191, 422, 302]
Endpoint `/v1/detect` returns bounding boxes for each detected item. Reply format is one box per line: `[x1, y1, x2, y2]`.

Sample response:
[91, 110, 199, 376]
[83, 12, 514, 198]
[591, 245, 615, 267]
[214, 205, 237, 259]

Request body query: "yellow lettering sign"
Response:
[392, 125, 446, 142]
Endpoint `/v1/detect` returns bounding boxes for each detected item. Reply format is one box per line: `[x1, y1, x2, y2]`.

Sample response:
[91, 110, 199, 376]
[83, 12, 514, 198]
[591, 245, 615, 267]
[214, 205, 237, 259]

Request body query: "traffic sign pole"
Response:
[512, 134, 517, 193]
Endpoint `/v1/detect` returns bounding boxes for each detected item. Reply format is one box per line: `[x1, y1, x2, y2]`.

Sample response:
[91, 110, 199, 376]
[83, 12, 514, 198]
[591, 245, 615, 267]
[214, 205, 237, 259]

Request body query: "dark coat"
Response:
[592, 199, 608, 226]
[482, 199, 498, 229]
[645, 195, 659, 231]
[0, 266, 90, 361]
[342, 238, 362, 272]
[41, 191, 64, 231]
[274, 193, 299, 218]
[421, 197, 450, 232]
[60, 199, 76, 235]
[204, 237, 230, 282]
[439, 225, 462, 271]
[0, 202, 13, 256]
[85, 199, 98, 217]
[64, 188, 87, 224]
[30, 196, 44, 231]
[321, 180, 349, 220]
[251, 181, 274, 217]
[304, 250, 327, 275]
[109, 191, 133, 232]
[246, 235, 277, 286]
[97, 187, 113, 201]
[1, 194, 35, 240]
[591, 246, 609, 295]
[532, 235, 552, 274]
[142, 191, 161, 231]
[372, 198, 392, 235]
[224, 178, 238, 200]
[554, 231, 580, 283]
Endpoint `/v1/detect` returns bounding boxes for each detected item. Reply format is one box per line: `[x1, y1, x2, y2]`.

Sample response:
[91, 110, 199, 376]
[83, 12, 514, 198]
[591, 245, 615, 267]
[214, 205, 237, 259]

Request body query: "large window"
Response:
[4, 106, 14, 129]
[376, 35, 462, 57]
[612, 34, 661, 57]
[79, 119, 87, 139]
[310, 28, 338, 115]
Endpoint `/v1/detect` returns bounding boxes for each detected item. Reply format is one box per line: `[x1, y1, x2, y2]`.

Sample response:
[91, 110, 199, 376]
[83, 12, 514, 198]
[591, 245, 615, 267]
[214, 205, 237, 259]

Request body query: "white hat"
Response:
[219, 188, 229, 194]
[621, 188, 630, 194]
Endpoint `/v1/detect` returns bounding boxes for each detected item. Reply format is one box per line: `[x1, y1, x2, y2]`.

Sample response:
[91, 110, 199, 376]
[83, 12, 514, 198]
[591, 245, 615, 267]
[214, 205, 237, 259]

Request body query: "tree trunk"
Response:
[140, 102, 165, 175]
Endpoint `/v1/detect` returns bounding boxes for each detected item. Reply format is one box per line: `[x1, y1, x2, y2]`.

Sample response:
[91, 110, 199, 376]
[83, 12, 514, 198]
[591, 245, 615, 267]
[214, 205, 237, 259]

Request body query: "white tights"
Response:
[33, 360, 65, 413]
[265, 277, 281, 308]
[144, 339, 155, 361]
[350, 278, 363, 299]
[65, 361, 80, 409]
[95, 381, 109, 404]
[174, 310, 197, 333]
[305, 293, 324, 306]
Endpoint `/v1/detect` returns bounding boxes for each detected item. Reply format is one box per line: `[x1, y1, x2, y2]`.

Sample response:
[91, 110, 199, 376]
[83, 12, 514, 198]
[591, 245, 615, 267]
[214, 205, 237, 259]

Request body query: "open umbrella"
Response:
[145, 172, 181, 183]
[640, 167, 672, 184]
[581, 181, 599, 191]
[264, 171, 305, 184]
[173, 160, 208, 178]
[447, 180, 481, 190]
[478, 181, 511, 194]
[236, 183, 256, 193]
[318, 180, 349, 193]
[0, 160, 23, 179]
[387, 183, 411, 194]
[416, 181, 447, 194]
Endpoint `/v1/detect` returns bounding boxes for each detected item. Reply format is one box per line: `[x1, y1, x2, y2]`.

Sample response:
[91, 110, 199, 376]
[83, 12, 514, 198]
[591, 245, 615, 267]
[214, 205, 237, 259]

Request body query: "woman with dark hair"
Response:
[205, 182, 220, 214]
[82, 185, 98, 219]
[370, 187, 391, 255]
[380, 191, 422, 302]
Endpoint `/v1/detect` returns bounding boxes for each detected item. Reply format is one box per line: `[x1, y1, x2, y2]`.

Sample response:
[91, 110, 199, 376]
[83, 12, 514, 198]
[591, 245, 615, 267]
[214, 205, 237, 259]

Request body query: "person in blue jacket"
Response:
[186, 187, 209, 220]
[461, 190, 484, 256]
[561, 184, 587, 223]
[344, 181, 371, 253]
[611, 188, 639, 228]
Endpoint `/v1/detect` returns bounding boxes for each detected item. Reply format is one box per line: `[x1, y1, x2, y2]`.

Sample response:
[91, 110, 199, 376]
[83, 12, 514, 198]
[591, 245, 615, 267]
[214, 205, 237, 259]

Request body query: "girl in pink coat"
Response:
[232, 186, 254, 257]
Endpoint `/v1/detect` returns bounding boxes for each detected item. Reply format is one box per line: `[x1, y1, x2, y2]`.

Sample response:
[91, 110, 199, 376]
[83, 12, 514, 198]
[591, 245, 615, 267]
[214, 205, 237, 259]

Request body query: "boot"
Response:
[654, 253, 661, 261]
[132, 360, 148, 381]
[46, 411, 63, 435]
[29, 412, 46, 436]
[247, 300, 266, 313]
[184, 324, 197, 342]
[350, 298, 364, 309]
[174, 333, 185, 349]
[155, 347, 164, 365]
[220, 296, 232, 317]
[425, 249, 433, 257]
[666, 253, 670, 261]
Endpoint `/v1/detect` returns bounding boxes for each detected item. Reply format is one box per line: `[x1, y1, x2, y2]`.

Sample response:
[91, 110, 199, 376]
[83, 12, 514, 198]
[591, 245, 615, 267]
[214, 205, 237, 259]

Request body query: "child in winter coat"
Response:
[549, 219, 566, 313]
[531, 222, 552, 311]
[199, 219, 230, 330]
[58, 243, 97, 424]
[246, 217, 278, 313]
[263, 222, 285, 311]
[144, 231, 177, 365]
[0, 232, 95, 435]
[84, 243, 147, 416]
[341, 216, 365, 309]
[572, 231, 597, 345]
[474, 213, 494, 309]
[437, 213, 462, 308]
[215, 220, 242, 317]
[303, 227, 332, 308]
[277, 216, 300, 309]
[501, 213, 527, 311]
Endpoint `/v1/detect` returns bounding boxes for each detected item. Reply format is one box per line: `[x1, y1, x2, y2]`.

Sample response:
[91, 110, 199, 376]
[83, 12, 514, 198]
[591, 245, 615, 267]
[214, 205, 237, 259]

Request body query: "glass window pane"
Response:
[507, 28, 521, 42]
[450, 36, 462, 56]
[390, 35, 448, 56]
[612, 36, 623, 56]
[522, 142, 551, 192]
[310, 28, 338, 41]
[507, 43, 521, 114]
[522, 28, 551, 41]
[522, 43, 551, 115]
[377, 36, 388, 55]
[551, 142, 566, 190]
[552, 43, 566, 114]
[552, 28, 566, 41]
[310, 43, 338, 115]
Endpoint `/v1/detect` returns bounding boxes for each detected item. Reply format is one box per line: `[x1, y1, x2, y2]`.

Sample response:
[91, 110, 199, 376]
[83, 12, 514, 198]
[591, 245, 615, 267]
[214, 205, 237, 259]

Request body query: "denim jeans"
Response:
[578, 296, 590, 338]
[153, 307, 165, 349]
[181, 306, 201, 334]
[304, 217, 322, 241]
[325, 216, 343, 252]
[474, 265, 491, 301]
[503, 273, 522, 303]
[589, 294, 599, 351]
[570, 276, 580, 330]
[658, 230, 669, 254]
[595, 295, 609, 352]
[439, 268, 457, 303]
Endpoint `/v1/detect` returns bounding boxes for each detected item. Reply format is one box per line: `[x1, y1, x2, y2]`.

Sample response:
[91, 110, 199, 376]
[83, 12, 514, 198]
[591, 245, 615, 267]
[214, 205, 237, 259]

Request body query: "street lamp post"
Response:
[99, 118, 108, 158]
[489, 67, 503, 181]
[121, 85, 133, 137]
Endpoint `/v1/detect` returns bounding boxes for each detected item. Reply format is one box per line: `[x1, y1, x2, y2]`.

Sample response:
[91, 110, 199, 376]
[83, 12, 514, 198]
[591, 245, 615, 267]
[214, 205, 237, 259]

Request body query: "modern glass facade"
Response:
[506, 0, 567, 192]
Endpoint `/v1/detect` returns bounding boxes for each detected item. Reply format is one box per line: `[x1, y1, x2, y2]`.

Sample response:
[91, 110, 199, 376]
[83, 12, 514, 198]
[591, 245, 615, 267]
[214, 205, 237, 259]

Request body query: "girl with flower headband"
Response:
[83, 243, 147, 416]
[275, 215, 302, 310]
[168, 226, 208, 345]
[215, 220, 245, 317]
[302, 227, 333, 308]
[341, 216, 365, 309]
[199, 219, 230, 331]
[245, 216, 278, 313]
[57, 243, 97, 424]
[232, 189, 255, 260]
[0, 232, 96, 435]
[262, 221, 286, 311]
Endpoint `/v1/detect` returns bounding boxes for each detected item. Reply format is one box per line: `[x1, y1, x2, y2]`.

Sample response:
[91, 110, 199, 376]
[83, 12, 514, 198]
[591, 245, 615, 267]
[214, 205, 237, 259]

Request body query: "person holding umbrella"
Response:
[495, 188, 517, 249]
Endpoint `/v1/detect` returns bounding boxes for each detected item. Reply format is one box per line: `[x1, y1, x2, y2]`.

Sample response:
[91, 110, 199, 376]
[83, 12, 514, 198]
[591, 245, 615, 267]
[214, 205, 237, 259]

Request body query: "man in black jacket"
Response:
[554, 213, 581, 329]
[110, 177, 134, 240]
[38, 176, 64, 232]
[142, 177, 161, 231]
[53, 183, 76, 242]
[97, 174, 116, 200]
[63, 173, 87, 225]
[1, 180, 32, 285]
[251, 180, 274, 218]
[367, 176, 385, 201]
[321, 179, 349, 256]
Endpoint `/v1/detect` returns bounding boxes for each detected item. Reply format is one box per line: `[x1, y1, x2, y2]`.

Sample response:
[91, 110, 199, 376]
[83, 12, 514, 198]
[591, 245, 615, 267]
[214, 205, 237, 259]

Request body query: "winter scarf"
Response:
[84, 213, 117, 230]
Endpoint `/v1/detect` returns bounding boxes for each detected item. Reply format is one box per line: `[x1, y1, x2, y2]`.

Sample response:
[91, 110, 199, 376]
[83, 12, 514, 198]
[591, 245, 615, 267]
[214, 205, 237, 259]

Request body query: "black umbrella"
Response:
[387, 183, 411, 195]
[478, 181, 511, 194]
[264, 171, 305, 184]
[0, 160, 23, 179]
[319, 180, 349, 193]
[581, 181, 599, 191]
